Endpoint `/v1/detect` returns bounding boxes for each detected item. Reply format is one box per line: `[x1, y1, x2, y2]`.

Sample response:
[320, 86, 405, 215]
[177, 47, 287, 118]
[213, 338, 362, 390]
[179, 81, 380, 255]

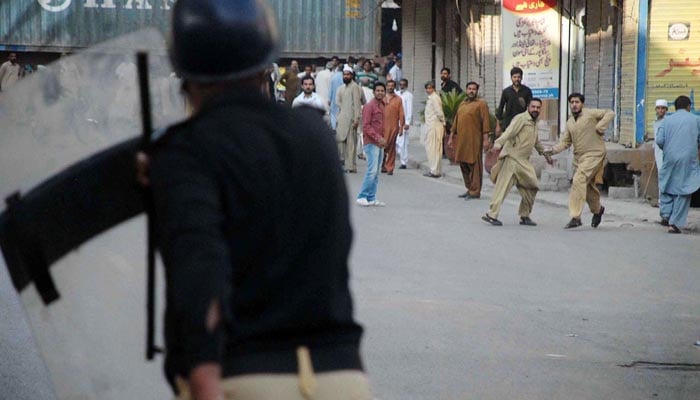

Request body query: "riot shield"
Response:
[0, 28, 187, 399]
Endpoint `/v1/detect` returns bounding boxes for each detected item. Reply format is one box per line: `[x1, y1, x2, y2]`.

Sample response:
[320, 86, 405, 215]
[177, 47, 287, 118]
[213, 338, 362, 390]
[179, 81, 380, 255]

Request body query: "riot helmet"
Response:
[169, 0, 279, 83]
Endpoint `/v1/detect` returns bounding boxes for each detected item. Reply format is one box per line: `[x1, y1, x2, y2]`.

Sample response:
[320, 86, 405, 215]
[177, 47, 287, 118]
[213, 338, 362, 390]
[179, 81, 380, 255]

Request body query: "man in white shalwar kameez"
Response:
[422, 81, 445, 177]
[396, 78, 413, 169]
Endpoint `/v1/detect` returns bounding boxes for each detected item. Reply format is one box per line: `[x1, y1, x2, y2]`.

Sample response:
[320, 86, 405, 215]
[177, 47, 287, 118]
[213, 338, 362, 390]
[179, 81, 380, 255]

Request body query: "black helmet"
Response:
[170, 0, 279, 82]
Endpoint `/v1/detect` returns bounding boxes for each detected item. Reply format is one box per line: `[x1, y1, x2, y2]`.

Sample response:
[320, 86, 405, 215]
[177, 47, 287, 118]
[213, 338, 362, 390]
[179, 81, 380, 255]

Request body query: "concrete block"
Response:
[608, 186, 636, 199]
[541, 169, 567, 181]
[539, 183, 559, 191]
[540, 169, 570, 191]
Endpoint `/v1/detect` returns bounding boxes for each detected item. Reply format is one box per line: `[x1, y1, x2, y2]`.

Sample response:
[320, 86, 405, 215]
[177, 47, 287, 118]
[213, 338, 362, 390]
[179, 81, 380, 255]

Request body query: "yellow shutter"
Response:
[646, 0, 700, 138]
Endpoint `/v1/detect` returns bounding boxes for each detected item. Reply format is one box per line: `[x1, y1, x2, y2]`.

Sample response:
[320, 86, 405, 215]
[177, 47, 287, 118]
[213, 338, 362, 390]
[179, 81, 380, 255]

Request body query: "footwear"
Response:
[381, 169, 387, 174]
[457, 192, 469, 198]
[591, 205, 605, 228]
[519, 216, 537, 226]
[659, 217, 669, 226]
[358, 154, 366, 160]
[423, 172, 441, 178]
[369, 200, 386, 207]
[482, 214, 503, 226]
[564, 218, 583, 229]
[399, 164, 407, 169]
[346, 169, 357, 174]
[387, 171, 393, 175]
[668, 224, 682, 234]
[464, 194, 480, 200]
[356, 198, 370, 207]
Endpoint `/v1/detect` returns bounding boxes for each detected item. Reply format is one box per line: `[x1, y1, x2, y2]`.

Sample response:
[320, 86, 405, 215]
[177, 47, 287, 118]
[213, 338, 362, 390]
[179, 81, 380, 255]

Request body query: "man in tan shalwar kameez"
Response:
[482, 99, 551, 226]
[381, 80, 405, 175]
[545, 93, 615, 229]
[336, 65, 364, 172]
[448, 81, 492, 198]
[422, 81, 446, 177]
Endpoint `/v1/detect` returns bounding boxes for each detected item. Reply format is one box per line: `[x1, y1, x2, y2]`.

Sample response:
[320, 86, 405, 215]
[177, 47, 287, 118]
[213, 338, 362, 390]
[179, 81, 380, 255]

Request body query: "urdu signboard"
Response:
[501, 0, 560, 99]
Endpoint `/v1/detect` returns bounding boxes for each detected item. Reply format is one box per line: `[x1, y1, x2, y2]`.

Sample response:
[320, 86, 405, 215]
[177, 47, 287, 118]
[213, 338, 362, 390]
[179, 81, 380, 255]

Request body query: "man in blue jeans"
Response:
[357, 82, 388, 206]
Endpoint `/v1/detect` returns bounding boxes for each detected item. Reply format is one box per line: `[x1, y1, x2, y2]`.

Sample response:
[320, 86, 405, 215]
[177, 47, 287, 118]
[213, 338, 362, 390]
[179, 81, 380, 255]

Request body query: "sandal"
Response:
[482, 214, 503, 226]
[668, 225, 682, 234]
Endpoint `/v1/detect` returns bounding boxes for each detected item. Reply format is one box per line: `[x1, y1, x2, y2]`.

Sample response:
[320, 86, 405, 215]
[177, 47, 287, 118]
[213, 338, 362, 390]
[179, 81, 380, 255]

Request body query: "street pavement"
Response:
[1, 137, 699, 399]
[348, 142, 700, 399]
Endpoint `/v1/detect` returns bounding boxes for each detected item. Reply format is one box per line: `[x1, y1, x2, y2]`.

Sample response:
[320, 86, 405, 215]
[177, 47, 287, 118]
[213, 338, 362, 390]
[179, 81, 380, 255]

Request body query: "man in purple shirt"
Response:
[357, 82, 388, 206]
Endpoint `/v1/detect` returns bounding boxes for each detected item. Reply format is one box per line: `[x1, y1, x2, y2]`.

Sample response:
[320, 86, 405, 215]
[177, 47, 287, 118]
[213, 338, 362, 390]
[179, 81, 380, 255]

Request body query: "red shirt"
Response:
[362, 98, 385, 146]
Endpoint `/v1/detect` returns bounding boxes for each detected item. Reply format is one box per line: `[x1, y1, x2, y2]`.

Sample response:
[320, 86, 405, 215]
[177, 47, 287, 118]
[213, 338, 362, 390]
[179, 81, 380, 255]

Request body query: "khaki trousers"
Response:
[487, 157, 539, 219]
[423, 126, 444, 175]
[176, 371, 372, 400]
[338, 128, 358, 171]
[569, 156, 604, 218]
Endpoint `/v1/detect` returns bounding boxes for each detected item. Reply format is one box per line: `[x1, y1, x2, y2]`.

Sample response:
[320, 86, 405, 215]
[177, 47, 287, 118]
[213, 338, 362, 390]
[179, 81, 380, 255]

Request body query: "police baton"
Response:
[136, 51, 162, 361]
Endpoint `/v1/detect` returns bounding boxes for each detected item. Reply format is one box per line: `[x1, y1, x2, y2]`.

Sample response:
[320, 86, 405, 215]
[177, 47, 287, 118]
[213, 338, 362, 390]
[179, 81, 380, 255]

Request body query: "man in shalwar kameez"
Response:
[422, 81, 446, 177]
[381, 80, 405, 175]
[336, 64, 364, 173]
[482, 99, 550, 226]
[448, 81, 492, 198]
[656, 95, 700, 233]
[546, 93, 614, 229]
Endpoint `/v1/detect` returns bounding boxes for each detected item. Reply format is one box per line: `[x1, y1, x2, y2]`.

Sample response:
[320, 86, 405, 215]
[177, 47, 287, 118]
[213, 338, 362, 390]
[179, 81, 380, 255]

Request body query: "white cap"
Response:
[655, 99, 668, 108]
[342, 64, 353, 73]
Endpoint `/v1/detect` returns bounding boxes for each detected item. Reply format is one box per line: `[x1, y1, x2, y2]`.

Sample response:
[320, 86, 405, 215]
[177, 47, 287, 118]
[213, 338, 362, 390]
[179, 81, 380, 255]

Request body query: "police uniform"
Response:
[154, 0, 372, 398]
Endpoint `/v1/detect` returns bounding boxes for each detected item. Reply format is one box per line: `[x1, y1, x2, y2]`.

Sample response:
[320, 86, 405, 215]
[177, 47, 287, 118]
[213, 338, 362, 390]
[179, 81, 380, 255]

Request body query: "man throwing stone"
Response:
[545, 93, 614, 229]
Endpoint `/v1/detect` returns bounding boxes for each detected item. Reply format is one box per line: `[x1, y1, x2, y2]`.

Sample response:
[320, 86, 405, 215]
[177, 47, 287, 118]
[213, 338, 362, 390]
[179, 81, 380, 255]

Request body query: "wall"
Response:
[583, 0, 617, 111]
[401, 0, 433, 118]
[402, 0, 504, 126]
[434, 0, 504, 94]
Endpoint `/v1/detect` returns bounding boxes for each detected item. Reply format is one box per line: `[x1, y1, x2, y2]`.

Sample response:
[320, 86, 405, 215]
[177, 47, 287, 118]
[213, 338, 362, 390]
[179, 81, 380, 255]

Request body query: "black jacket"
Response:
[496, 85, 533, 130]
[441, 79, 463, 95]
[150, 89, 363, 386]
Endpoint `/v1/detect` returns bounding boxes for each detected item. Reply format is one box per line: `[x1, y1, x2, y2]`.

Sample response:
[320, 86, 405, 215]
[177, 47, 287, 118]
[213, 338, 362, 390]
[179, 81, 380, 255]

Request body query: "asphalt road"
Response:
[346, 162, 700, 400]
[1, 160, 699, 399]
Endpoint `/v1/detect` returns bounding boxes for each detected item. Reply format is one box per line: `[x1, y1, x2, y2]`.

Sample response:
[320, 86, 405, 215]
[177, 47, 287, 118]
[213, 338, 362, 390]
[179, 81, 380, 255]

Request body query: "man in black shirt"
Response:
[440, 67, 463, 95]
[495, 67, 533, 136]
[144, 0, 371, 398]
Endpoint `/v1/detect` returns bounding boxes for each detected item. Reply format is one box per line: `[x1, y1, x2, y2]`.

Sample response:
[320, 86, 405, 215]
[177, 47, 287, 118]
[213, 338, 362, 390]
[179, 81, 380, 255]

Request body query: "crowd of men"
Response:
[269, 55, 473, 207]
[282, 59, 699, 234]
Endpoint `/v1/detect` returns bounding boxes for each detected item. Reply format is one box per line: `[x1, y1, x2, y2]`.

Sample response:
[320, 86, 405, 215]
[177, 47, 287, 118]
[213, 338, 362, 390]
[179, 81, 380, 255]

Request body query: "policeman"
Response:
[145, 0, 372, 398]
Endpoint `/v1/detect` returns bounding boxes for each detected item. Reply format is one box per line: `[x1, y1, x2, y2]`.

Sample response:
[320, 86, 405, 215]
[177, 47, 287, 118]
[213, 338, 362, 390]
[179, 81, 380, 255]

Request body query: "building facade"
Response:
[401, 0, 699, 201]
[402, 0, 698, 146]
